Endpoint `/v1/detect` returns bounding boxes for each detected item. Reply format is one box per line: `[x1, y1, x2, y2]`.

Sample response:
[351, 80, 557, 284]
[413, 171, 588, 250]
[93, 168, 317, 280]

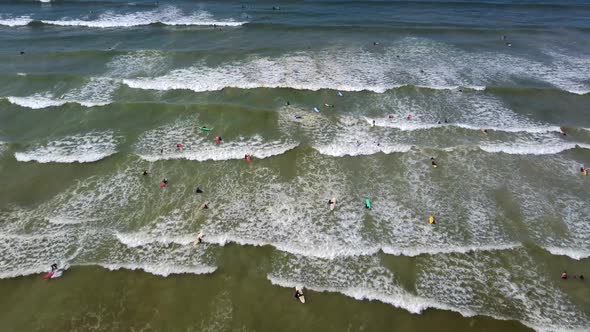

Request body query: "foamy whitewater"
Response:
[1, 1, 589, 331]
[15, 131, 119, 163]
[0, 6, 245, 28]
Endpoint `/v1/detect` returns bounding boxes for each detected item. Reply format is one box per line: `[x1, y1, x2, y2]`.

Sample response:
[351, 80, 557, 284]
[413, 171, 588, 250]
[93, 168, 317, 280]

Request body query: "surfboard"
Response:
[365, 198, 372, 209]
[313, 107, 320, 113]
[330, 197, 336, 211]
[43, 268, 63, 279]
[295, 287, 305, 303]
[200, 201, 209, 209]
[199, 127, 212, 131]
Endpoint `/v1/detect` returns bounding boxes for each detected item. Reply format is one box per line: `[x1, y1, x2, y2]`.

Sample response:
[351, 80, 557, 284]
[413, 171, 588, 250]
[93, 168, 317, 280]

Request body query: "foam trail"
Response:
[15, 131, 119, 163]
[381, 243, 521, 257]
[99, 263, 216, 277]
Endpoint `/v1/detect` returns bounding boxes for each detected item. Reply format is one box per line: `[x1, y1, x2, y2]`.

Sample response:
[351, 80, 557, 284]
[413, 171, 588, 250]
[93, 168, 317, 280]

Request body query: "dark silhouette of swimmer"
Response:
[195, 187, 203, 194]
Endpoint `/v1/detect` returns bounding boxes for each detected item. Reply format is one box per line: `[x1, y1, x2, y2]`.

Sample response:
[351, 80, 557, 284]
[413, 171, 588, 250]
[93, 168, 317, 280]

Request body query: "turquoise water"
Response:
[0, 1, 589, 331]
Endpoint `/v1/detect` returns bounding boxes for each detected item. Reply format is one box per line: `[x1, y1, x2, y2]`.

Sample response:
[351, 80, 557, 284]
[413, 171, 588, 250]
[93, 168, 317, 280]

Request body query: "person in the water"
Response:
[142, 170, 150, 176]
[215, 136, 222, 144]
[431, 157, 438, 168]
[195, 187, 203, 194]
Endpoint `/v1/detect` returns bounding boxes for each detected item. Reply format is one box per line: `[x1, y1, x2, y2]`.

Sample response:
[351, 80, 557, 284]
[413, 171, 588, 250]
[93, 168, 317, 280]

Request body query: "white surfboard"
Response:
[295, 287, 305, 303]
[329, 197, 336, 211]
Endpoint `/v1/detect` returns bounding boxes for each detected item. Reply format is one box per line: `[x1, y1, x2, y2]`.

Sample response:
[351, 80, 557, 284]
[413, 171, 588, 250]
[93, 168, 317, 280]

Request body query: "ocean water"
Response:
[0, 0, 589, 331]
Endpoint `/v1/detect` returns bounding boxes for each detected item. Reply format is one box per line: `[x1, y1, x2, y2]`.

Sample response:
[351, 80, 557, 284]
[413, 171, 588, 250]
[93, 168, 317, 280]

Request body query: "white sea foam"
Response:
[15, 131, 119, 163]
[135, 119, 297, 162]
[99, 263, 216, 277]
[122, 37, 589, 95]
[416, 249, 590, 331]
[382, 243, 521, 257]
[544, 247, 590, 260]
[479, 142, 587, 155]
[1, 7, 245, 28]
[6, 94, 67, 109]
[0, 16, 33, 27]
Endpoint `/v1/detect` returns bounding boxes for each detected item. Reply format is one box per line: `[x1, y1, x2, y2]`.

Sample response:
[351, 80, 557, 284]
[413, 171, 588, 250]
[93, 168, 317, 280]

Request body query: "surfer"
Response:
[560, 127, 567, 136]
[160, 178, 168, 188]
[561, 271, 568, 279]
[372, 120, 376, 127]
[160, 147, 164, 154]
[51, 263, 58, 271]
[481, 129, 488, 135]
[197, 233, 204, 244]
[407, 114, 412, 120]
[215, 136, 222, 144]
[286, 101, 290, 106]
[294, 289, 303, 300]
[142, 169, 150, 176]
[444, 119, 448, 123]
[328, 199, 334, 206]
[245, 154, 252, 163]
[389, 115, 394, 119]
[176, 143, 183, 151]
[580, 167, 588, 176]
[431, 157, 438, 168]
[294, 115, 302, 120]
[429, 215, 436, 224]
[200, 201, 209, 209]
[195, 187, 203, 194]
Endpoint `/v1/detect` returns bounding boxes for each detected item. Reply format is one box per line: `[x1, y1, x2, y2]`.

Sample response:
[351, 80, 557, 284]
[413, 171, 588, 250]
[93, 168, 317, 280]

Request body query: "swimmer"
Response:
[196, 232, 204, 244]
[505, 42, 512, 47]
[142, 170, 150, 176]
[429, 215, 436, 224]
[481, 129, 488, 135]
[560, 127, 567, 136]
[294, 115, 302, 120]
[324, 103, 334, 108]
[407, 114, 413, 120]
[160, 178, 168, 188]
[195, 187, 203, 194]
[200, 201, 209, 209]
[388, 115, 394, 119]
[19, 51, 25, 55]
[215, 136, 222, 144]
[561, 271, 568, 280]
[372, 120, 376, 127]
[431, 157, 438, 168]
[176, 143, 183, 151]
[245, 154, 252, 163]
[580, 167, 588, 176]
[286, 101, 290, 106]
[444, 119, 448, 123]
[160, 148, 164, 154]
[373, 42, 379, 46]
[437, 121, 441, 124]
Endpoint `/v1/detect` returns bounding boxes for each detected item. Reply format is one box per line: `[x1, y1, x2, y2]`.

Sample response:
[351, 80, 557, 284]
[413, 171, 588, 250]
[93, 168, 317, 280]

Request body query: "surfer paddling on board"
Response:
[196, 232, 204, 244]
[160, 178, 168, 188]
[51, 263, 58, 271]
